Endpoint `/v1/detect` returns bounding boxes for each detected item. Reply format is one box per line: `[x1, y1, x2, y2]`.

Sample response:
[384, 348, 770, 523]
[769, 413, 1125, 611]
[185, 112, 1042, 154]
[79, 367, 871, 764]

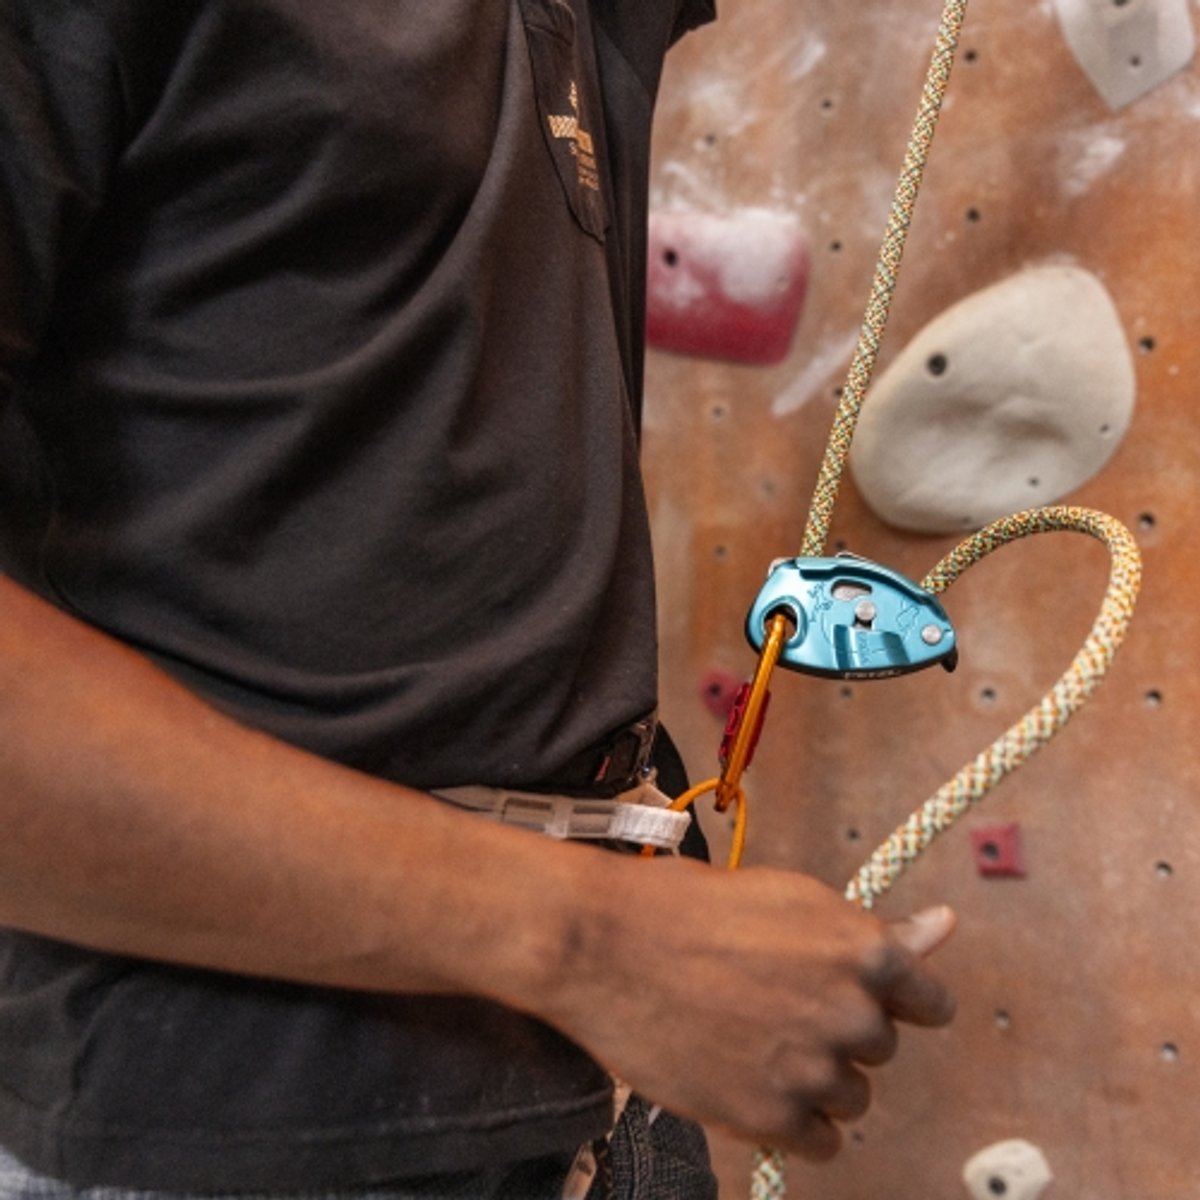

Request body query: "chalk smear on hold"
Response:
[704, 208, 803, 306]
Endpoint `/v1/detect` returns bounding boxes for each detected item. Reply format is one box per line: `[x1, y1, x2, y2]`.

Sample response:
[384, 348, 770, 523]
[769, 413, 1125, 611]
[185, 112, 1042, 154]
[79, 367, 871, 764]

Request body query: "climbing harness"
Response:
[433, 778, 690, 851]
[642, 2, 1143, 1197]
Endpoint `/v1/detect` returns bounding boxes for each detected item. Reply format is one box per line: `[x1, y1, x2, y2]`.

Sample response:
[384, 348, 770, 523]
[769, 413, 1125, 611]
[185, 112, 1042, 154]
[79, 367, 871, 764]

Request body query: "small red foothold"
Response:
[970, 823, 1027, 878]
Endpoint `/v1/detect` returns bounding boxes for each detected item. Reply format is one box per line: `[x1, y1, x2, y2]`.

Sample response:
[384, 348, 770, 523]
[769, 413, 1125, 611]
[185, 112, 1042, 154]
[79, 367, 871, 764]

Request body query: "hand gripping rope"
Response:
[641, 3, 1143, 1197]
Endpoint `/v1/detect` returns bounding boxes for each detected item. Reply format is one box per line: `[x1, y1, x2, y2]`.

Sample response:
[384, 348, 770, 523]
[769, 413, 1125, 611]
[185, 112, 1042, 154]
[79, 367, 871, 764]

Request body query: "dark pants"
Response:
[0, 1098, 717, 1200]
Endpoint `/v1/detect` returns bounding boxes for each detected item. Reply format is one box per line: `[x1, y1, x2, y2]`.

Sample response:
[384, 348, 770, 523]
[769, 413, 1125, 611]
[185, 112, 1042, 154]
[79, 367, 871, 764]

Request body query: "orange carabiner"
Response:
[715, 612, 789, 811]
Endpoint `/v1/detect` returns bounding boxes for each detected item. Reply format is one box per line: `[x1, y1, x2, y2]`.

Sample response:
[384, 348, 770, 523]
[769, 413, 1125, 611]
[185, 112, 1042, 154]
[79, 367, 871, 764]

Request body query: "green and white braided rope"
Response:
[752, 508, 1141, 1197]
[754, 4, 970, 1192]
[744, 0, 1145, 1194]
[800, 0, 968, 560]
[846, 506, 1142, 909]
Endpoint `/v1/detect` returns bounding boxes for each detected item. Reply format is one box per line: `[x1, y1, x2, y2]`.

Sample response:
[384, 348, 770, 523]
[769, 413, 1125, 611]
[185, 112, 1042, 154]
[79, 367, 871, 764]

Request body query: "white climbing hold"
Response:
[1052, 0, 1195, 111]
[963, 1139, 1053, 1200]
[848, 265, 1135, 535]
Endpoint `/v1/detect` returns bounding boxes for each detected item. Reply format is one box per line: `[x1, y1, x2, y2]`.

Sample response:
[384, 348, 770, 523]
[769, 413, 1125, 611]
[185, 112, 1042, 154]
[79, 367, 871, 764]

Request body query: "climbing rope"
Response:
[745, 510, 1141, 1195]
[846, 507, 1141, 909]
[800, 0, 969, 560]
[647, 0, 1144, 1195]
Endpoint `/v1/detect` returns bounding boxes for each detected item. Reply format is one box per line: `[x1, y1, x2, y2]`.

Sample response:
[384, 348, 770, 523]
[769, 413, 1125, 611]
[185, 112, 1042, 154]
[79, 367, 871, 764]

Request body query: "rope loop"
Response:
[846, 506, 1141, 909]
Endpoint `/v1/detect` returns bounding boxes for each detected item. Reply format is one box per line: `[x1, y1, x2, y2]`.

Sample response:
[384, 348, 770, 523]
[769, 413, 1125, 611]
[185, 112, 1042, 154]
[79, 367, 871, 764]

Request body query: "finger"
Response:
[878, 906, 957, 1026]
[820, 1063, 872, 1122]
[879, 959, 955, 1027]
[845, 1015, 898, 1067]
[889, 905, 957, 957]
[790, 1110, 843, 1162]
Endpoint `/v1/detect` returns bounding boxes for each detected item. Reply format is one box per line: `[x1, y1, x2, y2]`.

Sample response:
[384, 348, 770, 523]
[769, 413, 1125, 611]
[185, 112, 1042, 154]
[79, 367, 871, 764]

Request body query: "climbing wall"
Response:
[641, 1, 1200, 1197]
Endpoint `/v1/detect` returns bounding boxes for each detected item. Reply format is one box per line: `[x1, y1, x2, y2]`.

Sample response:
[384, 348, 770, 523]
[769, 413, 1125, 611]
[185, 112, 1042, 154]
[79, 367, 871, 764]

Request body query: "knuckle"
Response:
[858, 935, 905, 988]
[815, 984, 890, 1057]
[823, 1066, 872, 1122]
[792, 1112, 843, 1162]
[861, 1017, 900, 1065]
[841, 1073, 873, 1121]
[796, 1053, 844, 1102]
[841, 999, 897, 1063]
[751, 1093, 817, 1148]
[769, 1041, 843, 1106]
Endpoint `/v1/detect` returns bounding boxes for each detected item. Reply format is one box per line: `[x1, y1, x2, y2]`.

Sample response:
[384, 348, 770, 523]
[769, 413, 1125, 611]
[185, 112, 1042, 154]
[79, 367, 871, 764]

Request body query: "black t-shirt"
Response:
[0, 0, 713, 1189]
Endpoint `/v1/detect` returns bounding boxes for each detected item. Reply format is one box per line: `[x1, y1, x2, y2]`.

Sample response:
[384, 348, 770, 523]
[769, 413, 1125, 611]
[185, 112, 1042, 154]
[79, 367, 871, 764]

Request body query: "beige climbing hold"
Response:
[963, 1139, 1053, 1200]
[849, 266, 1135, 535]
[1052, 0, 1195, 110]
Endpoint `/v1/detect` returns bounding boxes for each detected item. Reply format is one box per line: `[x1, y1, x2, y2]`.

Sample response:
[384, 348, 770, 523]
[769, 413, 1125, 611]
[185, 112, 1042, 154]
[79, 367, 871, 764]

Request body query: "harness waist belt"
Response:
[432, 778, 691, 851]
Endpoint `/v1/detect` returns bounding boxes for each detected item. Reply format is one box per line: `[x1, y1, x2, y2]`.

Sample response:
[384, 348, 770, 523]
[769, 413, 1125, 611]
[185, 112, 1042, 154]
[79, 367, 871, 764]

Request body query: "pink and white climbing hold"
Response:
[646, 208, 809, 365]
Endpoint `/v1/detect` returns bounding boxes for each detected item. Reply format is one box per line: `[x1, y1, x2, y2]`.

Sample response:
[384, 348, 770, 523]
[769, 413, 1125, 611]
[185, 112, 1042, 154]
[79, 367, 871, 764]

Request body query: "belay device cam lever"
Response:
[746, 552, 958, 679]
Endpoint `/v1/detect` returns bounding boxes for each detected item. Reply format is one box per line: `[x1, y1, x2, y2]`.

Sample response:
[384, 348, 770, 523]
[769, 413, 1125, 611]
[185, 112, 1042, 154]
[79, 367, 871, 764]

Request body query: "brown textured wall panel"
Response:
[642, 1, 1200, 1196]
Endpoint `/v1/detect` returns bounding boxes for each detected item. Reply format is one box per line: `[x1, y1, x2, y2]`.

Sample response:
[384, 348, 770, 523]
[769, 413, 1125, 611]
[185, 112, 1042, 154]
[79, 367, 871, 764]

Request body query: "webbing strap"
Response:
[433, 779, 692, 851]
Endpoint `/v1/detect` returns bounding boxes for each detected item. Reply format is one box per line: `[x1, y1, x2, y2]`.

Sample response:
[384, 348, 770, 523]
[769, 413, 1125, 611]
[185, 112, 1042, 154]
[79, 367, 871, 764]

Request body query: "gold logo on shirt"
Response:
[547, 81, 599, 193]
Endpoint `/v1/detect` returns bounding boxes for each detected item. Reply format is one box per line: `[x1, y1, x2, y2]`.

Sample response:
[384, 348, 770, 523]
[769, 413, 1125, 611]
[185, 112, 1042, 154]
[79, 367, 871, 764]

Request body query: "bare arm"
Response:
[0, 573, 593, 997]
[0, 574, 954, 1160]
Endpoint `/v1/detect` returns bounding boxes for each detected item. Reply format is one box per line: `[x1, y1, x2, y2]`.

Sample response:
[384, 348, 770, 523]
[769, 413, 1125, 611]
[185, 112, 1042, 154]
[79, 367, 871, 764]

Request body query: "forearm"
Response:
[0, 575, 601, 1009]
[0, 577, 959, 1158]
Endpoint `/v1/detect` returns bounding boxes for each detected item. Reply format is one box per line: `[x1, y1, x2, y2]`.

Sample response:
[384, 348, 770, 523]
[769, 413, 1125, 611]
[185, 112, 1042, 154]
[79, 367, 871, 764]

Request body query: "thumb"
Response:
[889, 905, 957, 958]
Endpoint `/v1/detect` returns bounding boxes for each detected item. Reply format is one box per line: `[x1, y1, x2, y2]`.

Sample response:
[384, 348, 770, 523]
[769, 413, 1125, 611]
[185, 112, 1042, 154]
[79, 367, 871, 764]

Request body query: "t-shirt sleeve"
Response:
[0, 3, 125, 397]
[670, 0, 717, 45]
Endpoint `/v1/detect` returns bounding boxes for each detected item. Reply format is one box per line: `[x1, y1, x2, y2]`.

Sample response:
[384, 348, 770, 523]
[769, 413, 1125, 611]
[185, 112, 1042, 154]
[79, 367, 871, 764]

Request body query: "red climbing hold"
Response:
[646, 209, 809, 365]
